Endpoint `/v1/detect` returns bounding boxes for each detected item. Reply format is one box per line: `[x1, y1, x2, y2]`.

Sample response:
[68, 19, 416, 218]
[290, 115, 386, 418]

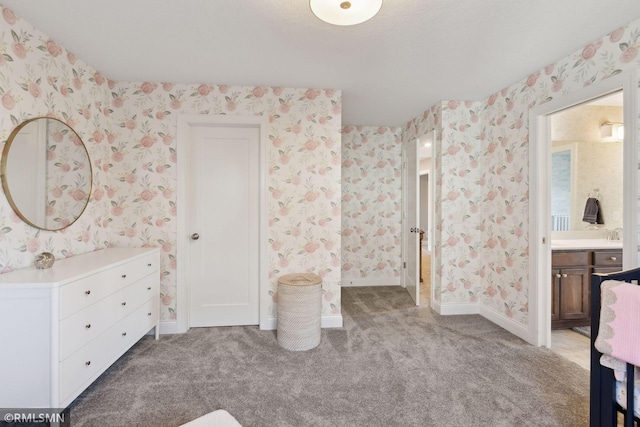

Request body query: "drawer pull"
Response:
[121, 274, 127, 279]
[610, 257, 617, 261]
[562, 274, 568, 278]
[555, 274, 561, 278]
[121, 302, 127, 306]
[85, 361, 91, 366]
[122, 332, 127, 337]
[85, 290, 91, 295]
[148, 312, 152, 316]
[85, 324, 91, 329]
[148, 263, 152, 267]
[147, 286, 152, 290]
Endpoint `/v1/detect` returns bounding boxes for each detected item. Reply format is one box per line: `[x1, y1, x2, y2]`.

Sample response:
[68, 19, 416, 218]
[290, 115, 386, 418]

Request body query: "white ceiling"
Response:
[2, 0, 640, 127]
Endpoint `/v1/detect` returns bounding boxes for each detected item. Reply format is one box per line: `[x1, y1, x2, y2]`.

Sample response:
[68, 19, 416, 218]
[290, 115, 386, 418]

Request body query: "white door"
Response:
[403, 139, 420, 305]
[188, 125, 260, 327]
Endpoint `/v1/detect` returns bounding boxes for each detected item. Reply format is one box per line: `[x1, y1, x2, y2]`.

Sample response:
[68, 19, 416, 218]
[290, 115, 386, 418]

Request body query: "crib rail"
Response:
[591, 268, 640, 427]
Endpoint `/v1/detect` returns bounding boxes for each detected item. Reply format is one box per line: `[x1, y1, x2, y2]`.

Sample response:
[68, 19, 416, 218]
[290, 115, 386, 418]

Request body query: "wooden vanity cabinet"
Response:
[592, 250, 623, 274]
[551, 249, 622, 329]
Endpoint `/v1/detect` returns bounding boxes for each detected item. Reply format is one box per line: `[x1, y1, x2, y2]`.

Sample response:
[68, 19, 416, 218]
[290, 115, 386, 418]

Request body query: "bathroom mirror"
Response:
[550, 95, 624, 232]
[1, 117, 92, 231]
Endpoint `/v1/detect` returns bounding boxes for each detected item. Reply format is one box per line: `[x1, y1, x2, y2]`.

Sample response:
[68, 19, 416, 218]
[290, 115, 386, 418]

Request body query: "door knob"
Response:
[191, 233, 200, 240]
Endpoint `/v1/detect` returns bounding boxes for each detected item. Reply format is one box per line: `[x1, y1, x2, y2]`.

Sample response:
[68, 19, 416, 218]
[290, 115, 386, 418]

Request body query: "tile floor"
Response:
[550, 328, 590, 371]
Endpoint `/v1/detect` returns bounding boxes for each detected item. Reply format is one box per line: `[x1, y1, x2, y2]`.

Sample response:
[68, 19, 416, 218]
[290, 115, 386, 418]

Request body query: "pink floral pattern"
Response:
[0, 7, 342, 322]
[2, 5, 640, 330]
[108, 82, 342, 320]
[405, 24, 640, 325]
[342, 126, 402, 280]
[0, 7, 111, 268]
[45, 119, 91, 229]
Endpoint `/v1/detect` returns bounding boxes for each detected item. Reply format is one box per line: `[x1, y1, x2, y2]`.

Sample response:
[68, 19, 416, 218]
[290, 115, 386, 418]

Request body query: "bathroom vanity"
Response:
[551, 243, 622, 329]
[0, 247, 160, 409]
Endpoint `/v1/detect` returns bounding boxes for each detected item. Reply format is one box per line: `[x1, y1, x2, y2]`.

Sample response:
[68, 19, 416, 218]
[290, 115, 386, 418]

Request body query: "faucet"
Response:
[610, 227, 623, 241]
[604, 228, 622, 240]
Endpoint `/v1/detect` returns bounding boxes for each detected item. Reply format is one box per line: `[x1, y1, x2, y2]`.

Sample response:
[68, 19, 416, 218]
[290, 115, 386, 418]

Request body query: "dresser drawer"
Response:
[594, 251, 622, 267]
[59, 252, 158, 319]
[59, 331, 108, 404]
[120, 274, 159, 315]
[59, 291, 120, 360]
[59, 273, 159, 360]
[551, 251, 590, 267]
[108, 298, 159, 356]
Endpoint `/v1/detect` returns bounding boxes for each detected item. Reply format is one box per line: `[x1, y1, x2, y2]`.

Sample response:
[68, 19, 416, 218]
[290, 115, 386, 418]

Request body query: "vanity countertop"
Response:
[551, 239, 622, 250]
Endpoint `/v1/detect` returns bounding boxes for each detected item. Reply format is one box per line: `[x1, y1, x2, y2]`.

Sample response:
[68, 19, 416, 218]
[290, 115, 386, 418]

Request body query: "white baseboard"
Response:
[430, 301, 532, 343]
[261, 317, 277, 330]
[431, 300, 479, 315]
[340, 277, 401, 287]
[260, 314, 344, 330]
[145, 321, 178, 336]
[321, 315, 343, 328]
[479, 305, 532, 343]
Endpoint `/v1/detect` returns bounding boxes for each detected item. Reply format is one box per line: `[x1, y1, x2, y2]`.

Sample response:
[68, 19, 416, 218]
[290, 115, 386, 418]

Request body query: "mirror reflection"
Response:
[550, 94, 623, 232]
[1, 117, 92, 230]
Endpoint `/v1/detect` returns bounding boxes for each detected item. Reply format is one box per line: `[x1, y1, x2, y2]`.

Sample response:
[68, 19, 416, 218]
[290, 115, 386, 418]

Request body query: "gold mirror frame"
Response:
[1, 117, 92, 231]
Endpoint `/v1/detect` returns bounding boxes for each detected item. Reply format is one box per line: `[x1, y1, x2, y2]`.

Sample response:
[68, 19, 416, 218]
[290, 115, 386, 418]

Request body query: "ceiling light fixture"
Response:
[310, 0, 383, 26]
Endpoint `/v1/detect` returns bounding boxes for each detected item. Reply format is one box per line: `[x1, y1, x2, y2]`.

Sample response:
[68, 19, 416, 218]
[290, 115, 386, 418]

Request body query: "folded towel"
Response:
[595, 280, 640, 367]
[582, 197, 603, 224]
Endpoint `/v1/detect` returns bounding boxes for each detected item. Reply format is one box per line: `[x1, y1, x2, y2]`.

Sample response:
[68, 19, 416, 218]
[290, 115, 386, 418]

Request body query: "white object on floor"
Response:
[181, 410, 242, 427]
[277, 273, 322, 351]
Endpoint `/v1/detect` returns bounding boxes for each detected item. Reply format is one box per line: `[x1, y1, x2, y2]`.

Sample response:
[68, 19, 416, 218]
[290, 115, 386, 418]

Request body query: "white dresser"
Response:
[0, 247, 160, 409]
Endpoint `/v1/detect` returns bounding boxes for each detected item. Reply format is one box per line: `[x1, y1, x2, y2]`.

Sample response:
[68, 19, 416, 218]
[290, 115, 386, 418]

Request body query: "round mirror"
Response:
[1, 117, 92, 231]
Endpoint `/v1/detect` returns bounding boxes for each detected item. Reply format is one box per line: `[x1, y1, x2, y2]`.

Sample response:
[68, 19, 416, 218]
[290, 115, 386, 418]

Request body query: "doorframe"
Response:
[529, 70, 638, 347]
[176, 114, 269, 333]
[401, 136, 420, 305]
[417, 131, 436, 309]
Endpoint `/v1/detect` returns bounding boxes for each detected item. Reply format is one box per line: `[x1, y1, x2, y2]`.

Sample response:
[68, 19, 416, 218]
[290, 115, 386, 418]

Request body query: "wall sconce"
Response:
[600, 121, 624, 142]
[310, 0, 383, 26]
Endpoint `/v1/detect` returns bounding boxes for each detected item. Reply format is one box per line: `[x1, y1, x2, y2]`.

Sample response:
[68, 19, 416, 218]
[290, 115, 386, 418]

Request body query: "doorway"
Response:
[529, 72, 637, 348]
[402, 131, 436, 307]
[176, 115, 269, 333]
[547, 92, 625, 369]
[418, 134, 434, 306]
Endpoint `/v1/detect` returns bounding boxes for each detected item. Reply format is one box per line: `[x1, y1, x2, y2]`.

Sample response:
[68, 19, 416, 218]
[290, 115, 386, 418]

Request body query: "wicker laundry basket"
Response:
[277, 273, 322, 351]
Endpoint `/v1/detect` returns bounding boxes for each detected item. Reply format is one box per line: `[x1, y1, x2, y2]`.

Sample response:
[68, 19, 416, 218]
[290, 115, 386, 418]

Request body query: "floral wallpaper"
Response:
[405, 20, 640, 326]
[3, 3, 640, 333]
[0, 6, 342, 323]
[341, 126, 402, 282]
[0, 6, 112, 270]
[45, 118, 92, 230]
[479, 22, 640, 324]
[106, 82, 342, 321]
